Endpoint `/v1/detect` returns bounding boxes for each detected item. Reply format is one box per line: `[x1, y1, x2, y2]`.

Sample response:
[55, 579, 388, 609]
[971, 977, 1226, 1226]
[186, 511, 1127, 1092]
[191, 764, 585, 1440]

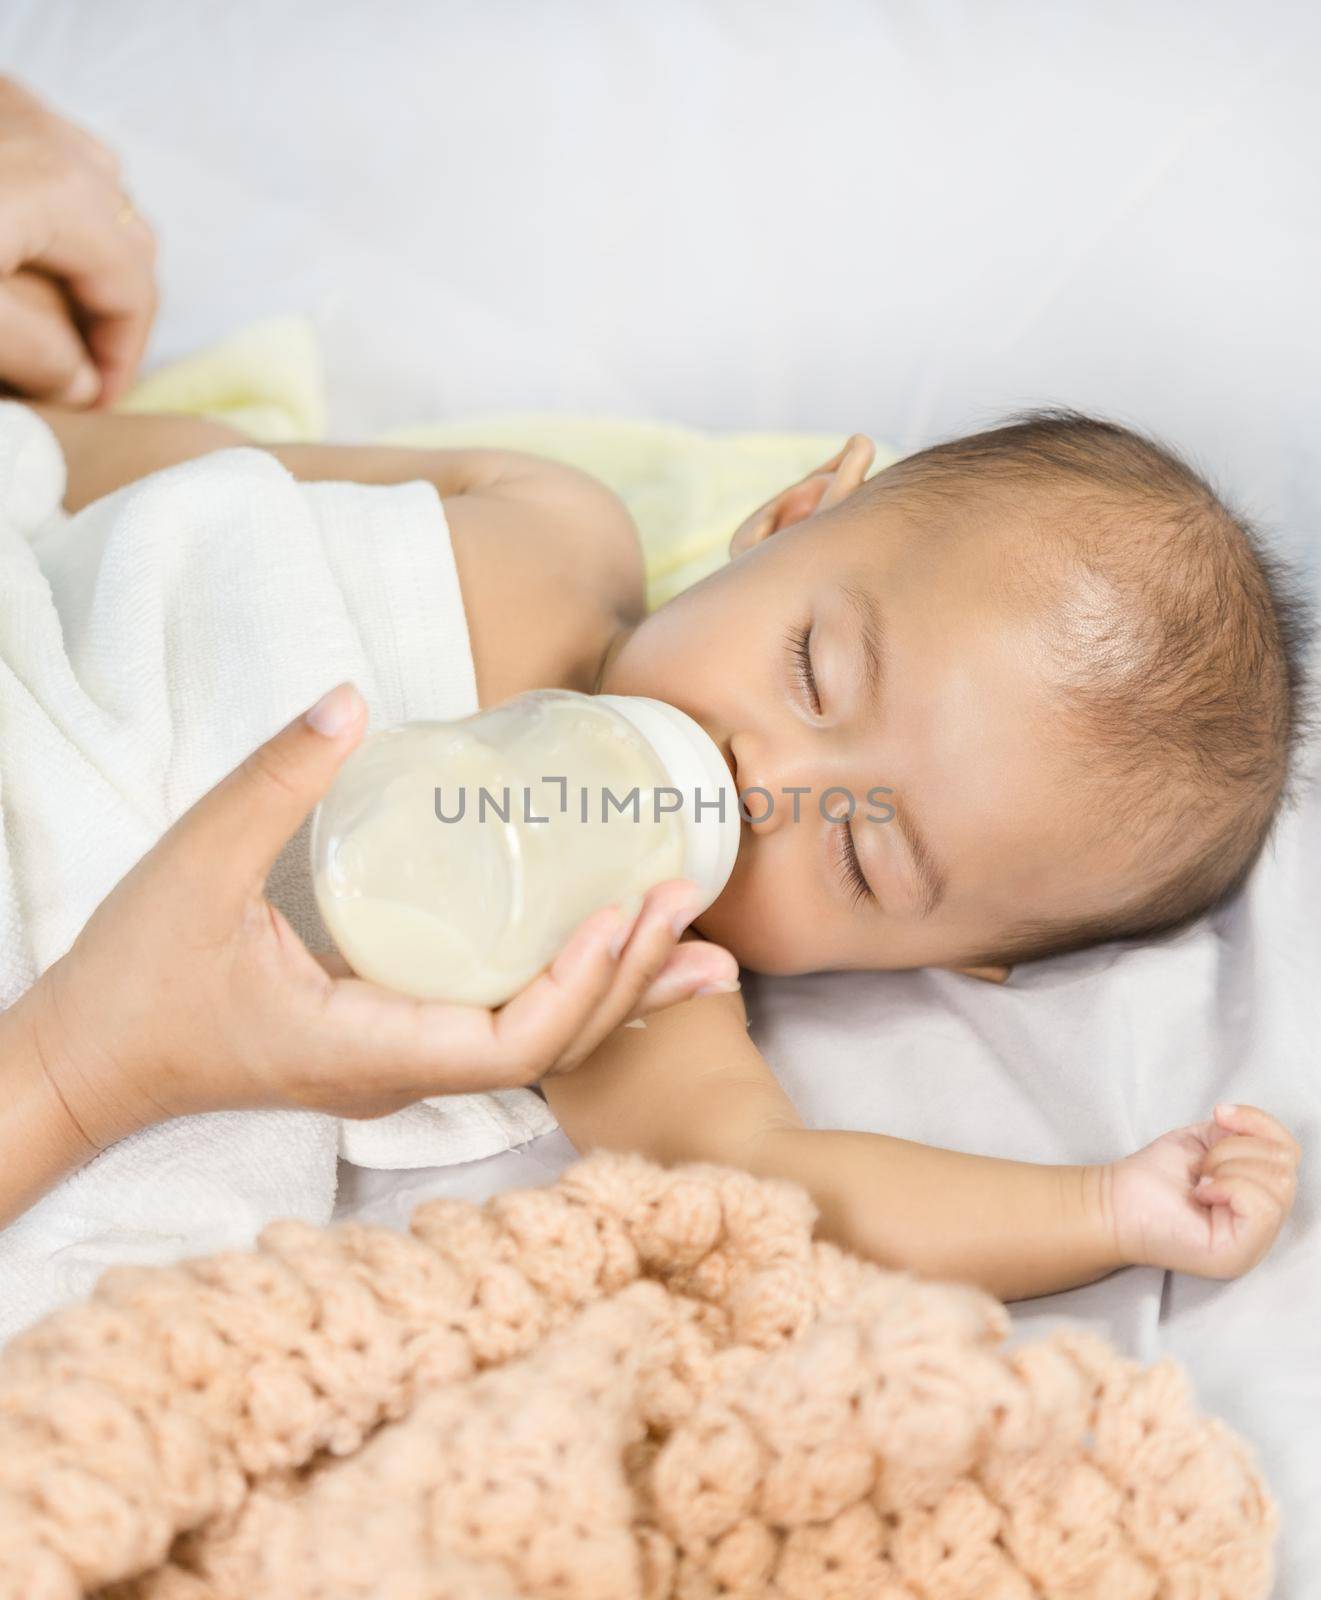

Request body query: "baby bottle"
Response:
[310, 689, 741, 1006]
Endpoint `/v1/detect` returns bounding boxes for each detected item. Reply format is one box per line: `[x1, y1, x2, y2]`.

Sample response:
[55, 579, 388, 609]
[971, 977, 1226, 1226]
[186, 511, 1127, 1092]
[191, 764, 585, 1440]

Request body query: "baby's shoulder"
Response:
[443, 466, 645, 705]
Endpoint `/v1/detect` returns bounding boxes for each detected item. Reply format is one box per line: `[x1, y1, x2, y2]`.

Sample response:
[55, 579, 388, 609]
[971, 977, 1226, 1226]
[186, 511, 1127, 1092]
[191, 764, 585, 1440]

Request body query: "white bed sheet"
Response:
[2, 3, 1317, 1591]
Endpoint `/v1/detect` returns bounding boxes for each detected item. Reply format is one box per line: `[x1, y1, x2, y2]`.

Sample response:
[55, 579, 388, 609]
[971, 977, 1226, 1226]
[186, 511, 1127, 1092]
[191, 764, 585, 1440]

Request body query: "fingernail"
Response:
[695, 978, 741, 996]
[1215, 1103, 1238, 1119]
[305, 682, 359, 737]
[669, 888, 704, 939]
[60, 364, 101, 407]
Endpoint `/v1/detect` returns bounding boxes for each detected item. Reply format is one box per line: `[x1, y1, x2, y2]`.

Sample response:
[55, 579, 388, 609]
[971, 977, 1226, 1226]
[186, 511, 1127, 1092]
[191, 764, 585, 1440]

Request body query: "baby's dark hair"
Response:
[860, 408, 1320, 971]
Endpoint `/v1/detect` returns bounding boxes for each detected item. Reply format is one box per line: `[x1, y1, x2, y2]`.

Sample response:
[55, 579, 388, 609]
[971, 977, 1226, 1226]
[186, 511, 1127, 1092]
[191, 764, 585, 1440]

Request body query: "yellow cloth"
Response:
[119, 317, 329, 444]
[121, 317, 895, 607]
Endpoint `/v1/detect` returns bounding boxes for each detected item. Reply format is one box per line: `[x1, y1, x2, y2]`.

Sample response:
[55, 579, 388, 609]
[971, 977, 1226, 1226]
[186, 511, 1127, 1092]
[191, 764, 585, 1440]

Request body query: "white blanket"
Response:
[0, 404, 553, 1341]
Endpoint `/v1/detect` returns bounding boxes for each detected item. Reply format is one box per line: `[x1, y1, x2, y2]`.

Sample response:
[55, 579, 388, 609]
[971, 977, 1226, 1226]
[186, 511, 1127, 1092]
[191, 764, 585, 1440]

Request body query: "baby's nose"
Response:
[729, 730, 817, 836]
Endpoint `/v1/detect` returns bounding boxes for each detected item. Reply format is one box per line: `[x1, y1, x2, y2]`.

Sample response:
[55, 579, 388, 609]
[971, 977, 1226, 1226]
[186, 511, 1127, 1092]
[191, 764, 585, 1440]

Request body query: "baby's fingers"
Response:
[1213, 1102, 1301, 1161]
[1195, 1156, 1296, 1207]
[1200, 1135, 1297, 1175]
[1191, 1168, 1285, 1277]
[1206, 1175, 1270, 1209]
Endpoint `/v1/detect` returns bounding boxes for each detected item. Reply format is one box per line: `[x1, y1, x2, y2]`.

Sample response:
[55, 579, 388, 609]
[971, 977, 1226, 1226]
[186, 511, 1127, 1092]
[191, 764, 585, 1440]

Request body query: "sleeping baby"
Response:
[30, 401, 1310, 1305]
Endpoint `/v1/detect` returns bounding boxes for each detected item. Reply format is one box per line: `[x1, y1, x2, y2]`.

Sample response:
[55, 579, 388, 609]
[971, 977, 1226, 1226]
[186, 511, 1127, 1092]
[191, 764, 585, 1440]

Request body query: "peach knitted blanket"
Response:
[0, 1154, 1276, 1599]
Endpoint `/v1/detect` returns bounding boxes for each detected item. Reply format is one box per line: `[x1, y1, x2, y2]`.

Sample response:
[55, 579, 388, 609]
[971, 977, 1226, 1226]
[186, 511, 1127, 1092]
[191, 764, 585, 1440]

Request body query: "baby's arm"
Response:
[32, 413, 637, 575]
[30, 405, 252, 507]
[543, 984, 1118, 1301]
[29, 407, 644, 706]
[542, 979, 1300, 1302]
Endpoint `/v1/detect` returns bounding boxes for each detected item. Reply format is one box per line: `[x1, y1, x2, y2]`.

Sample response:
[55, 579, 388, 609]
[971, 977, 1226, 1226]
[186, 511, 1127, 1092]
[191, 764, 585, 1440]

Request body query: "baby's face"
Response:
[599, 491, 1136, 976]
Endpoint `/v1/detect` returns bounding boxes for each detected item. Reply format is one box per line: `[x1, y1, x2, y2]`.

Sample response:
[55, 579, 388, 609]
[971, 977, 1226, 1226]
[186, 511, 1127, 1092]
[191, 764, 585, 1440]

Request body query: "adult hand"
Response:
[23, 682, 739, 1155]
[0, 75, 157, 405]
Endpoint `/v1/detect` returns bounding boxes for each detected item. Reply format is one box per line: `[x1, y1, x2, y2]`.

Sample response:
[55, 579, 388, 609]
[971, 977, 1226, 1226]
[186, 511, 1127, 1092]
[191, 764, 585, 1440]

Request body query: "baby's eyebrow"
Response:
[841, 581, 885, 714]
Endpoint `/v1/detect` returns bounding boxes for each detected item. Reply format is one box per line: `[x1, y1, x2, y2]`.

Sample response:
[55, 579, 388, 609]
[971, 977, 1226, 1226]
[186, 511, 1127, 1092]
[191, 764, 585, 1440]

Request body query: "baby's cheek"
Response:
[692, 880, 805, 976]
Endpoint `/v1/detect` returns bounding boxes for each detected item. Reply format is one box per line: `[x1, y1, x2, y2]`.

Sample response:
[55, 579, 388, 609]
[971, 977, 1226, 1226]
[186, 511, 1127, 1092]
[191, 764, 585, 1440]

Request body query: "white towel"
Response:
[0, 404, 555, 1342]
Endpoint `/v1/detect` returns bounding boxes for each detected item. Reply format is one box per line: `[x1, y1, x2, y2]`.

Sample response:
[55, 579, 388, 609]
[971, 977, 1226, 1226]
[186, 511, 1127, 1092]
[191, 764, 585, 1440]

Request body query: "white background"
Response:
[3, 0, 1319, 571]
[2, 4, 1317, 1594]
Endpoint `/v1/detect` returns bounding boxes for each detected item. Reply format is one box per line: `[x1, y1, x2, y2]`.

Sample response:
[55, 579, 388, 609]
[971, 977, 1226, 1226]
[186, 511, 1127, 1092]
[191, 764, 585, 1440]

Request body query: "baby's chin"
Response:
[689, 899, 793, 976]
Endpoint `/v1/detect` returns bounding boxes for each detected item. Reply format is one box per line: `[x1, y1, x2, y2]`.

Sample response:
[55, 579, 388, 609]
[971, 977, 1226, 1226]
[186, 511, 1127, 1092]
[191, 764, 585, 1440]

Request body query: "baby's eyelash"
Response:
[783, 622, 871, 906]
[835, 820, 875, 906]
[785, 622, 821, 713]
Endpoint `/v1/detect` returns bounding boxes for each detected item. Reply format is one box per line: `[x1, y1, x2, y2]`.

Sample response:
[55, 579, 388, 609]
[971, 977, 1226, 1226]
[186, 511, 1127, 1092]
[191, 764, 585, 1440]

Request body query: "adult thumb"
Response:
[170, 682, 368, 890]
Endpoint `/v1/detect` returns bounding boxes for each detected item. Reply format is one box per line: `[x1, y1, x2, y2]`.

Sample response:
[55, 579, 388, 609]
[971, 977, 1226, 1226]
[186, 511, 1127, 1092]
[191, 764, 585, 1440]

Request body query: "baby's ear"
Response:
[729, 434, 875, 557]
[948, 963, 1013, 985]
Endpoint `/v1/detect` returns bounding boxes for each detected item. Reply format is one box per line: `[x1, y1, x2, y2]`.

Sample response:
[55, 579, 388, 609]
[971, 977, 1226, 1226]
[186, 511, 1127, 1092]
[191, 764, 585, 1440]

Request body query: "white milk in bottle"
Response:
[310, 689, 740, 1006]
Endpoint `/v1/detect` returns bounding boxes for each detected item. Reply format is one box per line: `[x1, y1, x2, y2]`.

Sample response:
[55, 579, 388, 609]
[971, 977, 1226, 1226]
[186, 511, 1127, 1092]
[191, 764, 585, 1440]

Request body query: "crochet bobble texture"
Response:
[0, 1151, 1277, 1599]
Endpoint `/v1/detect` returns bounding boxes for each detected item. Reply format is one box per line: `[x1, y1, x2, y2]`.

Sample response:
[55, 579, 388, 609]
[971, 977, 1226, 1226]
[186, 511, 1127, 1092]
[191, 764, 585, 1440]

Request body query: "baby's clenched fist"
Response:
[1104, 1103, 1300, 1281]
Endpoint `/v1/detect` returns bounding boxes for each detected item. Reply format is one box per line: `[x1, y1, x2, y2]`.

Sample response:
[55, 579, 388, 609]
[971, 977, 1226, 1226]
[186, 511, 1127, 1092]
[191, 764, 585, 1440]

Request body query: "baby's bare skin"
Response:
[32, 407, 1301, 1302]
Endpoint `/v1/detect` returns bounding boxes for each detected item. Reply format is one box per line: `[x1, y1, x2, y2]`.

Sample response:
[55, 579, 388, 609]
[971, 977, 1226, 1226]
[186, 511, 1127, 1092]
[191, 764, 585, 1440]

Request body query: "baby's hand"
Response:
[1107, 1104, 1301, 1280]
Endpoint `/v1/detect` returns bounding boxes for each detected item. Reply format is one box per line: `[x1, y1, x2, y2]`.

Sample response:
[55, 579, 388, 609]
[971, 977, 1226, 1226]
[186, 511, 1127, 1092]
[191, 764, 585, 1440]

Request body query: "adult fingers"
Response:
[80, 207, 157, 405]
[304, 887, 734, 1104]
[0, 81, 155, 397]
[313, 950, 354, 978]
[0, 272, 99, 403]
[629, 938, 740, 1017]
[303, 871, 737, 1097]
[165, 682, 368, 898]
[317, 901, 634, 1098]
[55, 117, 122, 180]
[45, 109, 158, 402]
[74, 193, 157, 406]
[0, 162, 157, 400]
[312, 936, 736, 1008]
[542, 882, 719, 1073]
